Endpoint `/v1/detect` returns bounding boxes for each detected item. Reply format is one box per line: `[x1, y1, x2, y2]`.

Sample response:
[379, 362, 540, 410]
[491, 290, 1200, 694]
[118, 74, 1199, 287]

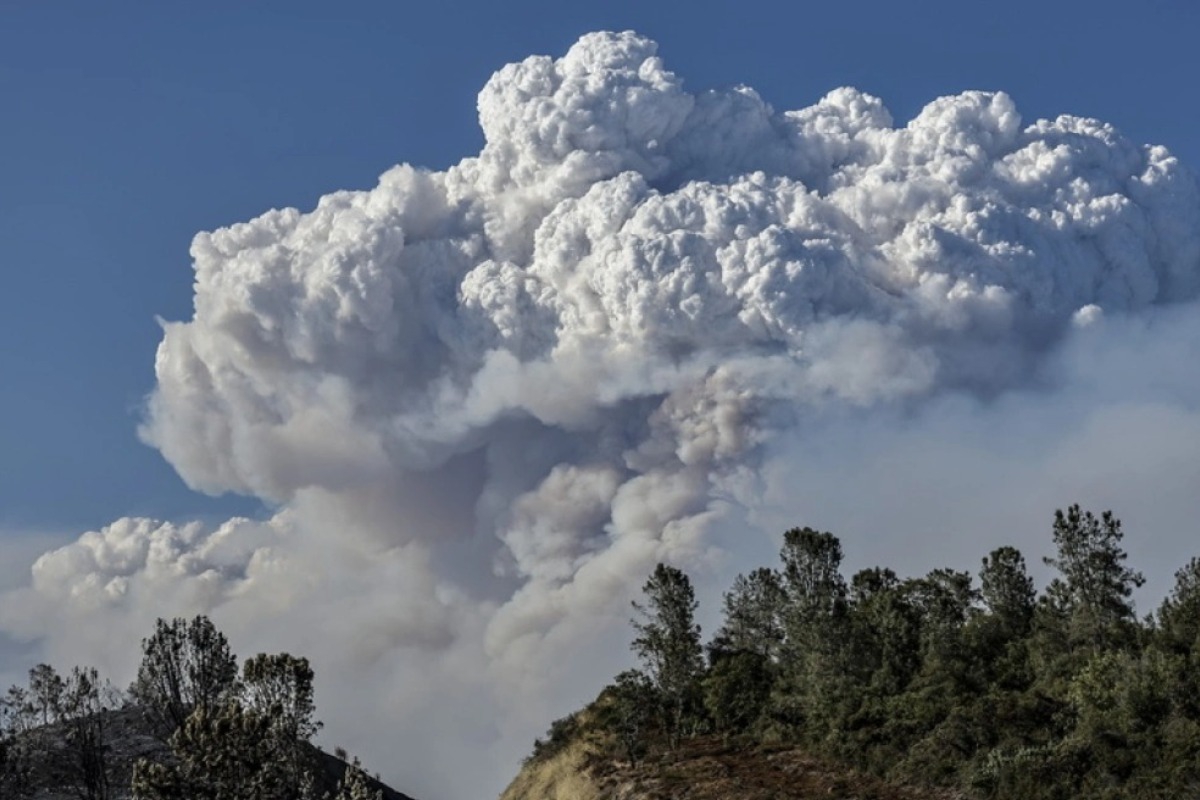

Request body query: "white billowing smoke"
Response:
[4, 31, 1200, 799]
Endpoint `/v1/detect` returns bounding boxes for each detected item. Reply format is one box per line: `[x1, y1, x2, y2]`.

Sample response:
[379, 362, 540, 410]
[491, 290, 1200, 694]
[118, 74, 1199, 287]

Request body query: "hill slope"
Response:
[501, 734, 959, 800]
[9, 706, 417, 800]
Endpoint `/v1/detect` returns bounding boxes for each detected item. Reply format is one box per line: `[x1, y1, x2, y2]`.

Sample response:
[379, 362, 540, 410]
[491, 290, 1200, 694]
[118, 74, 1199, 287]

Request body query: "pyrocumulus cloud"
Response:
[3, 32, 1199, 799]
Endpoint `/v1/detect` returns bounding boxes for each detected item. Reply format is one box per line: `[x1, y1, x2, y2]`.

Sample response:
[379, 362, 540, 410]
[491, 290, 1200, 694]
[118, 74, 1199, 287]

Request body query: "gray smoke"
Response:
[3, 31, 1199, 799]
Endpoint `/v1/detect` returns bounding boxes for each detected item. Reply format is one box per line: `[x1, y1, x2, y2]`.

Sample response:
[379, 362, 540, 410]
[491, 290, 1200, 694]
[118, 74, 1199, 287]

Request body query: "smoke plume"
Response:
[3, 32, 1199, 799]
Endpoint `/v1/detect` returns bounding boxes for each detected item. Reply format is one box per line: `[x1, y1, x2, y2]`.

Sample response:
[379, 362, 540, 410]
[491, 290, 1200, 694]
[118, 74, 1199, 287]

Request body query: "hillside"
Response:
[7, 705, 416, 800]
[1, 616, 420, 800]
[501, 508, 1200, 799]
[500, 733, 958, 800]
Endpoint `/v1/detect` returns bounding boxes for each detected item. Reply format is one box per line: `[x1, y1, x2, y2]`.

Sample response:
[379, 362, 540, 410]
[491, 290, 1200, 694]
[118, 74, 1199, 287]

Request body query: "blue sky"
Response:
[2, 1, 1197, 534]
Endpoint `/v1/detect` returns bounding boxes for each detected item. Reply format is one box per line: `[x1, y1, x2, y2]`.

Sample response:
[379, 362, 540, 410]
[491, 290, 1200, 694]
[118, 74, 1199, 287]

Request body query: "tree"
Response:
[1043, 505, 1144, 650]
[601, 670, 656, 764]
[713, 568, 786, 661]
[0, 692, 32, 799]
[890, 571, 980, 769]
[908, 568, 977, 663]
[329, 758, 383, 800]
[702, 649, 773, 737]
[778, 527, 849, 676]
[779, 527, 847, 623]
[1157, 557, 1200, 654]
[131, 616, 239, 739]
[1, 685, 31, 735]
[980, 546, 1035, 637]
[242, 653, 322, 795]
[772, 529, 851, 739]
[848, 569, 922, 695]
[60, 666, 119, 800]
[131, 701, 291, 800]
[28, 663, 64, 726]
[631, 563, 704, 750]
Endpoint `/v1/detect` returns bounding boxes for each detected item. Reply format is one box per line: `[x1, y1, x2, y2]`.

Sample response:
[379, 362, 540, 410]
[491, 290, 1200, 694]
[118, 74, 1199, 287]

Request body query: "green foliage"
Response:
[526, 712, 581, 765]
[980, 546, 1035, 637]
[131, 616, 239, 739]
[3, 620, 371, 800]
[131, 638, 337, 800]
[702, 649, 772, 736]
[1043, 504, 1145, 652]
[713, 568, 786, 661]
[631, 563, 704, 749]
[779, 527, 847, 631]
[242, 652, 322, 796]
[242, 653, 320, 738]
[603, 669, 656, 764]
[131, 701, 293, 800]
[771, 529, 853, 743]
[573, 504, 1200, 800]
[1157, 556, 1200, 654]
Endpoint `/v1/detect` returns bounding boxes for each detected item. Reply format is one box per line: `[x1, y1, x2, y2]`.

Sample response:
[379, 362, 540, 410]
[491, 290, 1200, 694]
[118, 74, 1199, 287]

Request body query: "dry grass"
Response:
[499, 738, 604, 800]
[501, 734, 962, 800]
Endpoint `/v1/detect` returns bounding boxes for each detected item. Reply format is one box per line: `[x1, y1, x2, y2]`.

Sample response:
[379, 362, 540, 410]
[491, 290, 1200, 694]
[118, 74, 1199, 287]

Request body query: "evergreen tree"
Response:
[846, 570, 922, 711]
[702, 649, 773, 736]
[601, 670, 655, 764]
[242, 653, 322, 796]
[131, 616, 239, 740]
[1157, 556, 1200, 654]
[713, 567, 786, 661]
[979, 546, 1035, 638]
[631, 563, 704, 750]
[131, 701, 291, 800]
[1043, 505, 1144, 651]
[907, 568, 977, 663]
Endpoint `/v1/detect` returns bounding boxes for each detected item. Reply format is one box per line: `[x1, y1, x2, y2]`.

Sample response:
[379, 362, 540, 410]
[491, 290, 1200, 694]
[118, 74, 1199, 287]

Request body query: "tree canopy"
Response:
[556, 504, 1200, 800]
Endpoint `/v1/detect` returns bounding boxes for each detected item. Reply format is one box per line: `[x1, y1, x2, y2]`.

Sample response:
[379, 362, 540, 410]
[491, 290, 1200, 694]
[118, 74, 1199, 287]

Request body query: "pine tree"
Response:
[131, 616, 239, 740]
[631, 563, 704, 750]
[980, 546, 1035, 637]
[131, 701, 291, 800]
[714, 567, 786, 661]
[603, 670, 655, 764]
[1043, 505, 1144, 651]
[1158, 557, 1200, 654]
[242, 653, 322, 796]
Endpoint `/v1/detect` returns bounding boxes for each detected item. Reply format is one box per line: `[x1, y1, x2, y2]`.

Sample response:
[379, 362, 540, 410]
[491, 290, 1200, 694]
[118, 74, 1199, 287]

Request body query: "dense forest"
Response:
[0, 616, 391, 800]
[528, 504, 1200, 799]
